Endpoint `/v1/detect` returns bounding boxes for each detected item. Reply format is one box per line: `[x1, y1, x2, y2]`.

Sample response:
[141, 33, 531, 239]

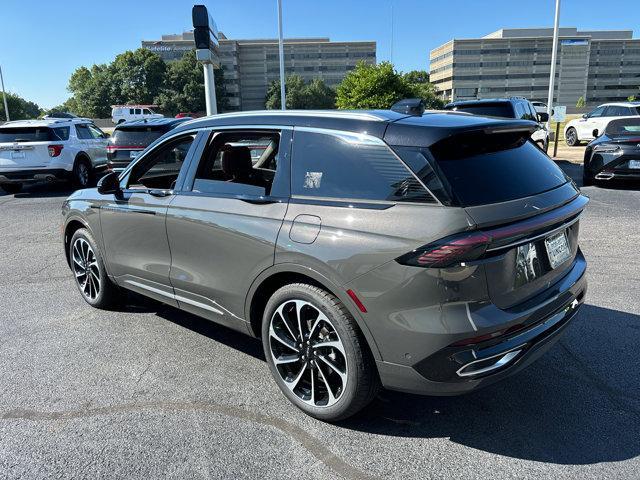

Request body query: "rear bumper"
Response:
[376, 251, 587, 395]
[0, 169, 71, 184]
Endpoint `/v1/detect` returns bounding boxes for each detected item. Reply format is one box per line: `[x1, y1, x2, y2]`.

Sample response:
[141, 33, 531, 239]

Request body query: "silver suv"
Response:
[62, 110, 588, 421]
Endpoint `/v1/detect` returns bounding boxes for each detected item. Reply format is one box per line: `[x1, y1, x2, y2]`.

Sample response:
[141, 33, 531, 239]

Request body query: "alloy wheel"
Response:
[72, 237, 101, 301]
[77, 163, 89, 187]
[566, 129, 577, 146]
[268, 299, 348, 407]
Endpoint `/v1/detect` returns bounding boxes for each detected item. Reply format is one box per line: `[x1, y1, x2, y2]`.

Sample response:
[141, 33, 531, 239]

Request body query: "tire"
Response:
[0, 183, 22, 194]
[565, 127, 580, 147]
[73, 157, 93, 189]
[582, 173, 594, 187]
[69, 228, 120, 309]
[262, 283, 379, 422]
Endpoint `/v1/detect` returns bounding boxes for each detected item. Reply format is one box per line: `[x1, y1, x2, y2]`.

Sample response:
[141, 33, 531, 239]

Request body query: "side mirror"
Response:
[97, 171, 121, 195]
[537, 112, 549, 123]
[102, 132, 110, 138]
[582, 113, 588, 119]
[592, 129, 599, 138]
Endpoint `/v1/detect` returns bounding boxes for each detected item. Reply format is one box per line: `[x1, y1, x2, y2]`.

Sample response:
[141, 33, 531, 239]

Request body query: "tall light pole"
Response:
[277, 0, 286, 110]
[0, 65, 9, 122]
[546, 0, 561, 131]
[390, 3, 394, 64]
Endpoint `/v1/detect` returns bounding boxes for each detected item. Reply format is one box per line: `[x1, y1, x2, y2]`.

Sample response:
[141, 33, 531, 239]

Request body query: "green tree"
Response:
[403, 70, 430, 84]
[265, 75, 335, 109]
[336, 62, 414, 109]
[111, 49, 166, 105]
[403, 70, 444, 109]
[576, 96, 586, 108]
[155, 50, 228, 114]
[0, 92, 41, 120]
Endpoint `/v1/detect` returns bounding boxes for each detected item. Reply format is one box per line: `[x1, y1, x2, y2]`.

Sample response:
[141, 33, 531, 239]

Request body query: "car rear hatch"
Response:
[108, 126, 165, 165]
[0, 127, 63, 169]
[594, 119, 640, 175]
[389, 118, 588, 309]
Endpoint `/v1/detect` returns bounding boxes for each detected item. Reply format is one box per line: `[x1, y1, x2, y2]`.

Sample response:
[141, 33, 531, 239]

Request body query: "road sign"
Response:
[552, 105, 566, 123]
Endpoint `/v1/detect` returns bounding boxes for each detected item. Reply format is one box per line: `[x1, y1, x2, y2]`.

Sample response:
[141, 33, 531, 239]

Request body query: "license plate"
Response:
[11, 151, 25, 160]
[629, 160, 640, 169]
[130, 151, 140, 159]
[545, 231, 571, 269]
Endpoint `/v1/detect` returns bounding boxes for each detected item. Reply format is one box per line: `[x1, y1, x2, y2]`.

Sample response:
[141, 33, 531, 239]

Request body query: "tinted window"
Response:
[113, 127, 166, 146]
[604, 106, 632, 117]
[447, 103, 515, 118]
[52, 127, 70, 141]
[127, 135, 195, 190]
[135, 109, 142, 115]
[87, 124, 105, 139]
[193, 131, 281, 197]
[427, 139, 567, 207]
[291, 130, 434, 203]
[589, 106, 606, 118]
[0, 127, 57, 142]
[75, 124, 93, 139]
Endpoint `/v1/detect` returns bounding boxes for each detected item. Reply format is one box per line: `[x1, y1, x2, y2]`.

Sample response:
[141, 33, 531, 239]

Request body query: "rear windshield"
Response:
[605, 117, 640, 136]
[395, 136, 568, 207]
[446, 103, 515, 119]
[0, 127, 68, 142]
[112, 127, 165, 146]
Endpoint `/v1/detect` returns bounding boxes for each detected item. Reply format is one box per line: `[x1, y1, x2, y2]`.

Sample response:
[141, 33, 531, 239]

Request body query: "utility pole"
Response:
[277, 0, 286, 110]
[546, 0, 561, 131]
[0, 65, 9, 122]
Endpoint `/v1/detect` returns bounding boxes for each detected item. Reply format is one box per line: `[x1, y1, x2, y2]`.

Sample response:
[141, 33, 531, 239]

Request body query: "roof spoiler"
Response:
[390, 98, 425, 116]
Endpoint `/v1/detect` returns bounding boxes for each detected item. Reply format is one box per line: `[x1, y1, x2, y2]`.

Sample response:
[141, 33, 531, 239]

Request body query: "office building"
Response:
[143, 31, 376, 111]
[430, 27, 640, 106]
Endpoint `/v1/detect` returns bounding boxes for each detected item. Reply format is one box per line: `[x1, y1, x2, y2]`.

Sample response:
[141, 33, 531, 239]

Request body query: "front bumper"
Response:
[373, 252, 587, 396]
[0, 169, 71, 184]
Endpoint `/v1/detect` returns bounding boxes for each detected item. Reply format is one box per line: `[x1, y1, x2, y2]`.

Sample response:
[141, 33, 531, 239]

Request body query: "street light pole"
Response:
[0, 65, 9, 122]
[546, 0, 561, 131]
[277, 0, 286, 110]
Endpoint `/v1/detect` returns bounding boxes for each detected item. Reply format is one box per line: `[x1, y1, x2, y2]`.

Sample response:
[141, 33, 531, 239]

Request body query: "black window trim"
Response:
[292, 126, 442, 207]
[179, 125, 293, 202]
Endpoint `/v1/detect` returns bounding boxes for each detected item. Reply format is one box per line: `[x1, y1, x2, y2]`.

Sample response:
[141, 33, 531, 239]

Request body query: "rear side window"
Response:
[417, 135, 567, 207]
[447, 103, 515, 119]
[113, 127, 165, 146]
[0, 127, 57, 142]
[291, 130, 435, 203]
[51, 127, 70, 141]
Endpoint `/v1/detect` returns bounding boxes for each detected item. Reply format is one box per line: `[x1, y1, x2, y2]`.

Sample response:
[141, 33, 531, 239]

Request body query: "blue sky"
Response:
[1, 0, 637, 108]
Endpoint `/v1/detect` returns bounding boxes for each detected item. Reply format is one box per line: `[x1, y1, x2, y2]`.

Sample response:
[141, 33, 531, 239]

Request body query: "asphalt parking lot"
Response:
[0, 162, 638, 479]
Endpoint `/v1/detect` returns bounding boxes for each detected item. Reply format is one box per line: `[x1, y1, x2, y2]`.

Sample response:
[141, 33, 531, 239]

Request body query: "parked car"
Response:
[111, 105, 163, 125]
[107, 117, 192, 173]
[564, 102, 640, 146]
[530, 100, 549, 114]
[0, 118, 108, 193]
[583, 117, 640, 185]
[444, 97, 550, 152]
[176, 112, 201, 119]
[62, 110, 587, 421]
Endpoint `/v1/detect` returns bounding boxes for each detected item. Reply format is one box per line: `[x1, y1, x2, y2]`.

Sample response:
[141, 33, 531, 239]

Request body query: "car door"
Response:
[87, 123, 109, 167]
[99, 131, 203, 305]
[165, 127, 292, 331]
[578, 106, 606, 139]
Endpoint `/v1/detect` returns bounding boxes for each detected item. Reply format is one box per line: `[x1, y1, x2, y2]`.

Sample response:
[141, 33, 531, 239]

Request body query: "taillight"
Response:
[395, 231, 491, 268]
[48, 144, 63, 157]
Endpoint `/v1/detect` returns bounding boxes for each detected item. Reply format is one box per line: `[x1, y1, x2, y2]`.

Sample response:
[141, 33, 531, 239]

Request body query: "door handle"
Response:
[148, 189, 173, 197]
[236, 195, 279, 205]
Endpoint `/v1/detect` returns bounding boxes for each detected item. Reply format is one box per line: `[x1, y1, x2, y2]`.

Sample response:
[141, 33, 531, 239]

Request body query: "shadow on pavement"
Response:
[0, 182, 75, 199]
[141, 300, 639, 466]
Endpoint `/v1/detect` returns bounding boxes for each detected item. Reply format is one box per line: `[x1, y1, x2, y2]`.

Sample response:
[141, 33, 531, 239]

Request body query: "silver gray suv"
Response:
[62, 110, 588, 421]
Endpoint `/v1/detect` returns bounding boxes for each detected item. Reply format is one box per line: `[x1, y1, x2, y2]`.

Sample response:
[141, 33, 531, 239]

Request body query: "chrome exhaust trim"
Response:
[456, 346, 524, 378]
[595, 172, 614, 180]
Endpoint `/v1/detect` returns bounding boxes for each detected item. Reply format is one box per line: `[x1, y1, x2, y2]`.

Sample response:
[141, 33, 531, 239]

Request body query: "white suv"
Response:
[564, 102, 640, 146]
[0, 118, 108, 194]
[111, 105, 164, 124]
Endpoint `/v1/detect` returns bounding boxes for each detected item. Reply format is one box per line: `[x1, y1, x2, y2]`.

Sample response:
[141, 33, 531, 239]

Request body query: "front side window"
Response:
[291, 130, 434, 203]
[75, 124, 93, 139]
[87, 124, 105, 139]
[589, 106, 606, 118]
[192, 130, 281, 197]
[127, 134, 195, 190]
[135, 108, 142, 115]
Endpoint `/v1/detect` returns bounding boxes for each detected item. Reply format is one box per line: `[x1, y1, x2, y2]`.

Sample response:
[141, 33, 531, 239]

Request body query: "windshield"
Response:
[0, 127, 61, 143]
[605, 117, 640, 136]
[447, 103, 515, 119]
[112, 127, 165, 146]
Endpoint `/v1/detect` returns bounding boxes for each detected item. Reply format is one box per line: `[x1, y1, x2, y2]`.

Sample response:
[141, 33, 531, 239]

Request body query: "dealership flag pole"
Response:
[546, 0, 561, 131]
[277, 0, 286, 110]
[0, 65, 9, 122]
